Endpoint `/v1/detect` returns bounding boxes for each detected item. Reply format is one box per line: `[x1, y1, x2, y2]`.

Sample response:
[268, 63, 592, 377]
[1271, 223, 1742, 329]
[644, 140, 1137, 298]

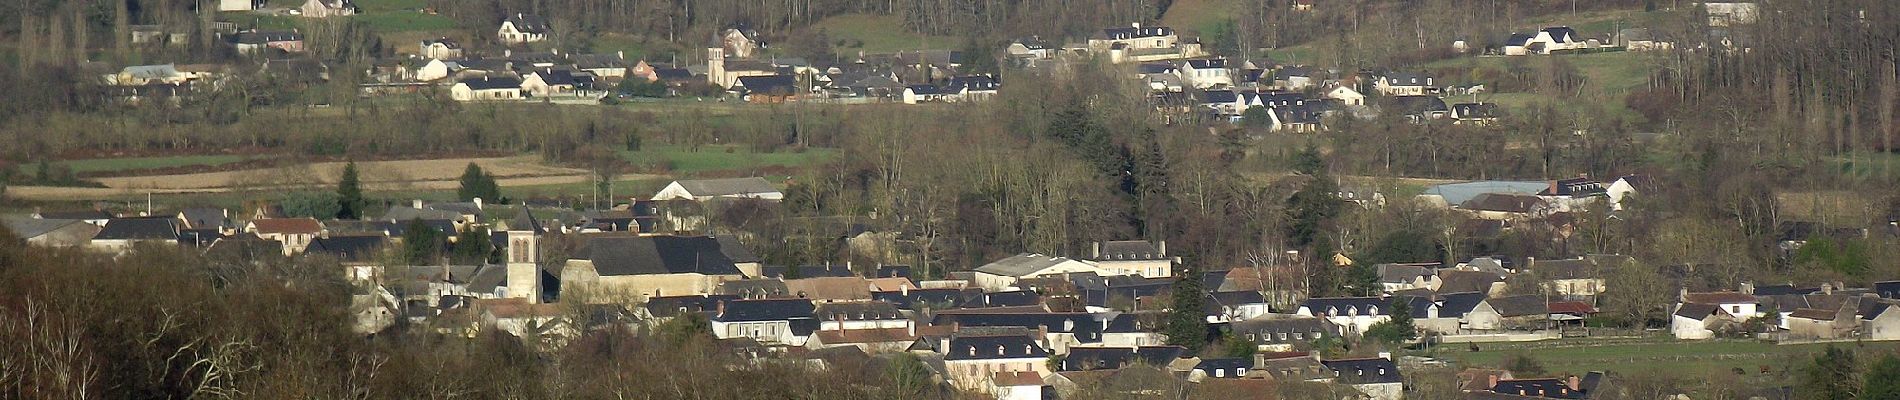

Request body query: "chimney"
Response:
[412, 199, 424, 209]
[1158, 240, 1167, 256]
[715, 300, 726, 318]
[1566, 375, 1580, 390]
[906, 322, 915, 337]
[1378, 351, 1392, 360]
[1740, 282, 1755, 295]
[1132, 22, 1141, 28]
[1092, 242, 1102, 259]
[504, 49, 512, 57]
[834, 314, 845, 332]
[1489, 374, 1501, 389]
[473, 197, 483, 209]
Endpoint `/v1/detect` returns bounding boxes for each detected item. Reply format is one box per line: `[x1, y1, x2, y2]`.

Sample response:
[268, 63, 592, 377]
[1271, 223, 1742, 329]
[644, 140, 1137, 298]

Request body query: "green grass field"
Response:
[1434, 339, 1900, 377]
[811, 14, 958, 55]
[620, 145, 840, 175]
[350, 12, 458, 32]
[1421, 51, 1656, 121]
[58, 155, 259, 174]
[1159, 0, 1238, 37]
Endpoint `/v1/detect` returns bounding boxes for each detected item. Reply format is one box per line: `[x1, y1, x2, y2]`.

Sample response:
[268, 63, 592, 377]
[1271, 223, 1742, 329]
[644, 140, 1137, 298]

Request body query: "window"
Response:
[1731, 305, 1742, 314]
[1279, 332, 1288, 341]
[1294, 332, 1304, 340]
[1215, 369, 1225, 378]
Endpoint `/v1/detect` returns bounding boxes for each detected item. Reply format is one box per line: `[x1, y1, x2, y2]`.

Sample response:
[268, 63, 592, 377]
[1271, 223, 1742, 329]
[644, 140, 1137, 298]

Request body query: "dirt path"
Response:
[11, 156, 661, 201]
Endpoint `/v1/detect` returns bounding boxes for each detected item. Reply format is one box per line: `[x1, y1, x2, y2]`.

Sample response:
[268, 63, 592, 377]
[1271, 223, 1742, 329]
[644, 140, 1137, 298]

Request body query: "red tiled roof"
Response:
[992, 371, 1044, 387]
[1546, 301, 1598, 315]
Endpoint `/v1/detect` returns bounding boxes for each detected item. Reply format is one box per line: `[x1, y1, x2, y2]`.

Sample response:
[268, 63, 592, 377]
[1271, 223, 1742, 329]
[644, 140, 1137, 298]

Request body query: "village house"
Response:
[1005, 36, 1057, 60]
[1618, 28, 1674, 51]
[90, 217, 181, 253]
[559, 235, 749, 303]
[1527, 27, 1587, 54]
[218, 0, 256, 11]
[247, 217, 324, 256]
[1682, 290, 1760, 319]
[733, 75, 800, 103]
[705, 48, 782, 89]
[572, 52, 631, 79]
[497, 13, 550, 44]
[298, 0, 356, 18]
[932, 312, 1103, 353]
[1322, 357, 1404, 400]
[709, 298, 818, 346]
[1373, 72, 1435, 96]
[520, 69, 579, 97]
[1087, 23, 1204, 63]
[451, 76, 523, 101]
[1177, 58, 1232, 89]
[1324, 84, 1366, 106]
[1298, 297, 1395, 336]
[1083, 240, 1173, 278]
[419, 37, 463, 59]
[1450, 102, 1503, 125]
[653, 177, 784, 202]
[1208, 291, 1272, 322]
[1479, 372, 1606, 399]
[1464, 295, 1551, 331]
[939, 332, 1051, 394]
[1188, 358, 1251, 381]
[990, 371, 1044, 400]
[1671, 303, 1736, 340]
[1276, 66, 1316, 90]
[1377, 263, 1440, 292]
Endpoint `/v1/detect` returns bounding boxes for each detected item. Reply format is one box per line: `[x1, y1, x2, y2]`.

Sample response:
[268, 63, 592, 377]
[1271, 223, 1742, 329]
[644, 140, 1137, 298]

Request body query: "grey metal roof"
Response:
[1423, 181, 1550, 205]
[4, 217, 83, 238]
[975, 253, 1082, 277]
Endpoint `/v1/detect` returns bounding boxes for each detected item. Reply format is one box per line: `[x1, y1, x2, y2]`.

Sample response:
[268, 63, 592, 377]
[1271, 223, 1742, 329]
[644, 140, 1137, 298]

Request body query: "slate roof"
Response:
[671, 177, 779, 197]
[1301, 297, 1395, 317]
[1484, 295, 1550, 317]
[932, 312, 1102, 342]
[458, 76, 522, 91]
[975, 253, 1084, 277]
[644, 294, 737, 318]
[1194, 358, 1251, 378]
[504, 13, 550, 34]
[1061, 346, 1186, 371]
[1682, 291, 1757, 305]
[570, 236, 744, 276]
[1452, 102, 1503, 119]
[1490, 378, 1588, 399]
[1875, 281, 1900, 299]
[1381, 72, 1432, 86]
[305, 235, 387, 262]
[944, 334, 1048, 361]
[178, 208, 230, 229]
[95, 217, 180, 240]
[712, 298, 815, 322]
[1757, 284, 1820, 296]
[814, 301, 904, 321]
[1541, 178, 1606, 196]
[1228, 317, 1333, 345]
[1546, 301, 1598, 315]
[4, 218, 84, 238]
[1183, 58, 1228, 69]
[736, 75, 799, 95]
[1506, 33, 1535, 46]
[1542, 26, 1582, 42]
[871, 288, 964, 309]
[1674, 303, 1726, 319]
[1260, 355, 1331, 381]
[717, 279, 790, 298]
[1437, 292, 1488, 317]
[1322, 358, 1403, 384]
[715, 236, 760, 263]
[948, 75, 1001, 91]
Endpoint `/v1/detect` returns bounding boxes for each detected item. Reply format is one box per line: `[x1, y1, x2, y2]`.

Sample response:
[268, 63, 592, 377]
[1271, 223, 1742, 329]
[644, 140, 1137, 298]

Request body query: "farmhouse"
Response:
[451, 76, 524, 101]
[498, 13, 550, 44]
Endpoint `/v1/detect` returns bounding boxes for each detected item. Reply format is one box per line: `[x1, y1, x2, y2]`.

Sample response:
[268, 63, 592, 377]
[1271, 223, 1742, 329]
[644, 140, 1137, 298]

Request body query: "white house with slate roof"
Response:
[710, 298, 818, 345]
[1297, 297, 1394, 336]
[1322, 357, 1404, 400]
[497, 13, 550, 44]
[941, 333, 1051, 394]
[972, 253, 1106, 291]
[559, 235, 748, 303]
[1085, 240, 1173, 278]
[652, 177, 783, 201]
[452, 76, 523, 101]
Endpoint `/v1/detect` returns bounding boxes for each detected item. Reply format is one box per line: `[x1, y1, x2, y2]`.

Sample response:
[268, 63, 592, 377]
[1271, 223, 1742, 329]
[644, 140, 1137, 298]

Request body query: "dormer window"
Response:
[996, 345, 1005, 355]
[968, 347, 976, 356]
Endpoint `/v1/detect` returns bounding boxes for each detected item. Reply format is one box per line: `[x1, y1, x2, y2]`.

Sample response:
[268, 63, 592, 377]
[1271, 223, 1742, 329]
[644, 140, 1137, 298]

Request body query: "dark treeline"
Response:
[0, 231, 959, 399]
